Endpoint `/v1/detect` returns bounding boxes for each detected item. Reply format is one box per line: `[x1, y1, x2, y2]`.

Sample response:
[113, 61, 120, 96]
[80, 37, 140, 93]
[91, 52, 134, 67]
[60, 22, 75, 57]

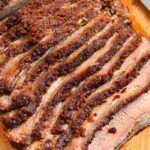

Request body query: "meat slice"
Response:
[5, 20, 130, 146]
[6, 79, 64, 147]
[31, 28, 132, 138]
[0, 0, 90, 50]
[26, 38, 149, 150]
[0, 16, 110, 112]
[63, 53, 150, 150]
[0, 0, 10, 10]
[0, 14, 109, 88]
[0, 0, 150, 150]
[88, 90, 150, 150]
[0, 0, 28, 20]
[51, 34, 141, 134]
[3, 19, 120, 129]
[35, 30, 135, 138]
[3, 18, 131, 129]
[0, 0, 92, 70]
[11, 18, 117, 107]
[0, 5, 100, 95]
[0, 0, 54, 32]
[54, 38, 150, 149]
[6, 35, 113, 146]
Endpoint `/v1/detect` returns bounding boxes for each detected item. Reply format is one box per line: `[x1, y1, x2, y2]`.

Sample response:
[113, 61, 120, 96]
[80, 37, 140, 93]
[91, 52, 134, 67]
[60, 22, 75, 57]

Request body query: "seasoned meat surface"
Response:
[0, 0, 150, 150]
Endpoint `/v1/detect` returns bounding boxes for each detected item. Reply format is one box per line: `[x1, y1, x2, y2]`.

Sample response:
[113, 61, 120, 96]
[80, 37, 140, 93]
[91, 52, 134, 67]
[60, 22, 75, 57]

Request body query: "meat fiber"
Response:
[88, 90, 150, 150]
[0, 0, 150, 150]
[0, 0, 28, 20]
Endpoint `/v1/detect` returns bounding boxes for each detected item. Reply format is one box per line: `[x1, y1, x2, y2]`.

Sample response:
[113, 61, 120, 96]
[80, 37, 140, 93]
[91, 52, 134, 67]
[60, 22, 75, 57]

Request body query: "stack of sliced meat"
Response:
[0, 0, 150, 149]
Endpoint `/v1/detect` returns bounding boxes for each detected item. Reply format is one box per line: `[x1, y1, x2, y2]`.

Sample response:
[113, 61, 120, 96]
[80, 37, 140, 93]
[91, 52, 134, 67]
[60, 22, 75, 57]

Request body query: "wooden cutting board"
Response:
[0, 123, 150, 150]
[121, 0, 150, 37]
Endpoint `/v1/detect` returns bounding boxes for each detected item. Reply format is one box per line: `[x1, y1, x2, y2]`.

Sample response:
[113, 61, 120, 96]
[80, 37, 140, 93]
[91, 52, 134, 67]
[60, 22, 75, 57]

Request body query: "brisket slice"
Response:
[62, 56, 150, 150]
[0, 15, 110, 112]
[88, 90, 150, 150]
[0, 0, 93, 50]
[32, 28, 134, 138]
[0, 0, 28, 20]
[0, 0, 11, 10]
[0, 0, 54, 32]
[54, 38, 150, 149]
[51, 34, 141, 134]
[0, 0, 96, 56]
[0, 0, 150, 150]
[6, 30, 123, 146]
[0, 0, 94, 71]
[3, 20, 119, 128]
[11, 19, 118, 107]
[3, 19, 130, 129]
[0, 5, 100, 95]
[25, 41, 150, 150]
[27, 38, 150, 149]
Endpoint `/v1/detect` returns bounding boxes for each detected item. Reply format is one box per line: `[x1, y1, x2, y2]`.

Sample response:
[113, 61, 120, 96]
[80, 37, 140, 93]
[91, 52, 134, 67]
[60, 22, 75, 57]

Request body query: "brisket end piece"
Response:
[88, 91, 150, 150]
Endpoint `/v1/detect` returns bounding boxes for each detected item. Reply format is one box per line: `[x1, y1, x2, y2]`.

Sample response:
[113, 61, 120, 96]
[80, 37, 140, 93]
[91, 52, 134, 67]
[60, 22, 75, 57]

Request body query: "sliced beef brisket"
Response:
[0, 0, 28, 20]
[0, 0, 150, 150]
[88, 90, 150, 150]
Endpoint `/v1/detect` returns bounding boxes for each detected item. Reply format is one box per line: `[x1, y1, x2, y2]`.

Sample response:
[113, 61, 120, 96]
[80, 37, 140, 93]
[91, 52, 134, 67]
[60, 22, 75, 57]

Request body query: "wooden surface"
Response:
[122, 127, 150, 150]
[0, 122, 150, 150]
[121, 0, 150, 37]
[0, 123, 14, 150]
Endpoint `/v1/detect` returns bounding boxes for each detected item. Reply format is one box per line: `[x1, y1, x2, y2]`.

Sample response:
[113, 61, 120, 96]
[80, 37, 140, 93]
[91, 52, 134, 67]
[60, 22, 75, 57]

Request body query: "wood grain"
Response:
[122, 127, 150, 150]
[0, 123, 13, 150]
[121, 0, 150, 37]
